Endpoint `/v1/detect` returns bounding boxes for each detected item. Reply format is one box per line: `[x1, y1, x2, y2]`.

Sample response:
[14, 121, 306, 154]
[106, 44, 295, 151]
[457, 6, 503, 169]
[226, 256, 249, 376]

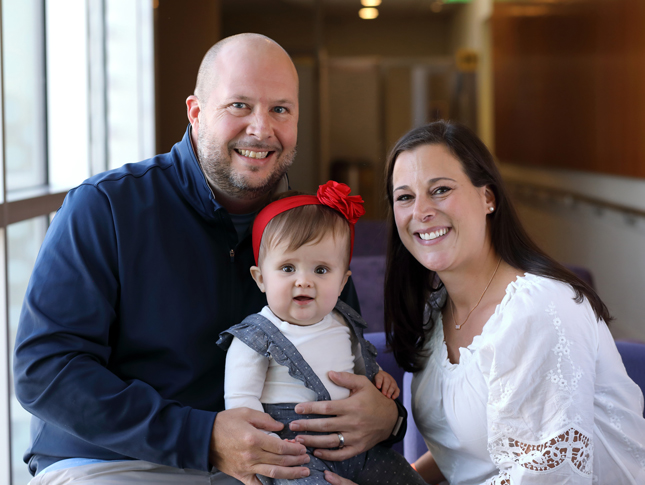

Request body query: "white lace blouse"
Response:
[411, 274, 645, 484]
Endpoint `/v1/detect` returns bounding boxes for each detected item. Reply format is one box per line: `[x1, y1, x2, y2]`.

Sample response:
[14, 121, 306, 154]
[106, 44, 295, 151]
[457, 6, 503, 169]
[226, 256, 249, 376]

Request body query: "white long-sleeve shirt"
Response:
[224, 306, 365, 412]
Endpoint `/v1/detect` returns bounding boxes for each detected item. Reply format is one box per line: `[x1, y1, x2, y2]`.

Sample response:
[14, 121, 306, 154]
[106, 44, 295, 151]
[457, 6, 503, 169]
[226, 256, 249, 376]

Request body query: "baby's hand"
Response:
[374, 370, 400, 399]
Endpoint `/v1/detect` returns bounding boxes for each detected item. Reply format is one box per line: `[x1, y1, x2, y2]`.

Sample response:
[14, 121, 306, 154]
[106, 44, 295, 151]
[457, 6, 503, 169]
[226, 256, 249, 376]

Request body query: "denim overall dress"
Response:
[218, 300, 425, 485]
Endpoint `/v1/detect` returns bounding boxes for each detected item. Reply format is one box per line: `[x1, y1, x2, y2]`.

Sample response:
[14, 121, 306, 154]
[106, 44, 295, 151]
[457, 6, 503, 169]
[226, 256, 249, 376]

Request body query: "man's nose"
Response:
[246, 110, 274, 141]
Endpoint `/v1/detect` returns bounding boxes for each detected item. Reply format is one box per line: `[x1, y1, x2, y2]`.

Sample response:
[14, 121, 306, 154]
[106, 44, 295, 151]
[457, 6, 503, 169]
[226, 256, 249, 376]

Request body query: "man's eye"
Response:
[314, 267, 328, 275]
[273, 106, 288, 114]
[281, 265, 294, 273]
[231, 102, 247, 109]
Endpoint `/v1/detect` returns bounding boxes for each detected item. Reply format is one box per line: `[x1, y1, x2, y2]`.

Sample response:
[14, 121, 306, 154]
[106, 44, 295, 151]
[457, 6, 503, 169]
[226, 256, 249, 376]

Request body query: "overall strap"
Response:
[334, 300, 380, 382]
[223, 313, 332, 402]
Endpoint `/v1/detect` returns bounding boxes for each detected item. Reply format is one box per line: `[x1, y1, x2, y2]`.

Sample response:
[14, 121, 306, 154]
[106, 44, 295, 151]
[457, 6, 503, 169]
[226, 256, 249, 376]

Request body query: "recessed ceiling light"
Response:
[359, 7, 379, 19]
[361, 0, 382, 6]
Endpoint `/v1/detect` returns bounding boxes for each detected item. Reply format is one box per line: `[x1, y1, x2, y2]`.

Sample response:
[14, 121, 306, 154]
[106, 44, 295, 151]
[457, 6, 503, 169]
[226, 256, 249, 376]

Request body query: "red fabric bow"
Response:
[316, 181, 365, 225]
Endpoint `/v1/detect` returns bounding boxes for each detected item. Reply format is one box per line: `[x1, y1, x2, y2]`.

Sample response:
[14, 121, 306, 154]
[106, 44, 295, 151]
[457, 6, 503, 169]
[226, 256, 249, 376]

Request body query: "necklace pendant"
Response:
[455, 323, 462, 330]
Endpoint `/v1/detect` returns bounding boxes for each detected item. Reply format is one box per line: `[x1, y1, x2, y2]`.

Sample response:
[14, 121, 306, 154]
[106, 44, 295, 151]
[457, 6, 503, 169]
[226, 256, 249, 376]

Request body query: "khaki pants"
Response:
[28, 460, 243, 485]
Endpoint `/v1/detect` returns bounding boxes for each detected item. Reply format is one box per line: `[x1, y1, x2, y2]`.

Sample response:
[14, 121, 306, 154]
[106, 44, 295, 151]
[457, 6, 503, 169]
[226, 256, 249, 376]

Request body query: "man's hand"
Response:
[210, 408, 311, 485]
[289, 371, 398, 461]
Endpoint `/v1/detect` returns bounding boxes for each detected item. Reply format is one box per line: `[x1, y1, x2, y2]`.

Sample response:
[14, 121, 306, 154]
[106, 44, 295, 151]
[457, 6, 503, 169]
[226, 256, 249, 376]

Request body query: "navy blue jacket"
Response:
[13, 127, 361, 475]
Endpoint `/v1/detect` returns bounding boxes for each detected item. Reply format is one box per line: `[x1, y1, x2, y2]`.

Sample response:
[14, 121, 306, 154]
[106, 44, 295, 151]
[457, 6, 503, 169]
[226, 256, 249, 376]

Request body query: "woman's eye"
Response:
[281, 265, 294, 273]
[314, 267, 328, 275]
[433, 186, 451, 196]
[395, 194, 412, 202]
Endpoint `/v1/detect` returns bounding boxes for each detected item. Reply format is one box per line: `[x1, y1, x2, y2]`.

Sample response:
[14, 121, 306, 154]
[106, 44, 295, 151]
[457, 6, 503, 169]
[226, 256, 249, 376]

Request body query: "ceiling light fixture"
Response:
[361, 0, 382, 6]
[359, 7, 379, 19]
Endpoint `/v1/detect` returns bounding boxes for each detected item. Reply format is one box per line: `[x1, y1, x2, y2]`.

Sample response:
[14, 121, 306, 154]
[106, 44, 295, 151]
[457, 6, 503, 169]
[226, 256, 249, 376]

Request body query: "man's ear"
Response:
[250, 266, 265, 293]
[186, 95, 201, 134]
[338, 270, 351, 296]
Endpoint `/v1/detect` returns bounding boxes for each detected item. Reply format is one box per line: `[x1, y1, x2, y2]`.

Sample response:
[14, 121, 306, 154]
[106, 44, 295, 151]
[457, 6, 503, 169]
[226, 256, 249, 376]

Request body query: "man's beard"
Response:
[197, 128, 296, 201]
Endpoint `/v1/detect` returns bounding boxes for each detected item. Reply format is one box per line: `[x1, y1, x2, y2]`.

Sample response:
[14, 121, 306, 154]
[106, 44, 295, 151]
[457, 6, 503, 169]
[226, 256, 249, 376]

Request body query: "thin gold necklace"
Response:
[451, 257, 502, 330]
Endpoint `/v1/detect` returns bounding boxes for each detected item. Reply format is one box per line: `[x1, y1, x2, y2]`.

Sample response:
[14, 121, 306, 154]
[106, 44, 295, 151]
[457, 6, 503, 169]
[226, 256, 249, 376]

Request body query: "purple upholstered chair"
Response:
[615, 340, 645, 418]
[363, 332, 404, 457]
[353, 220, 388, 257]
[350, 222, 389, 333]
[563, 264, 595, 289]
[364, 331, 427, 463]
[350, 256, 386, 334]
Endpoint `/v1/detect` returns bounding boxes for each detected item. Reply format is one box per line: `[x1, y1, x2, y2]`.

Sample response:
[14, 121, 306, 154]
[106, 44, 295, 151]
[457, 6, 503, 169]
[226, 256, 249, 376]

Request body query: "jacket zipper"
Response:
[193, 154, 235, 263]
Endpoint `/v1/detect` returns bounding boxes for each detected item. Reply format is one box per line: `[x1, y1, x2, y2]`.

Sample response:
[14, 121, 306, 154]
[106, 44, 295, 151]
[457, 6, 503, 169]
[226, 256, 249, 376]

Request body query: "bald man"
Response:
[14, 34, 404, 485]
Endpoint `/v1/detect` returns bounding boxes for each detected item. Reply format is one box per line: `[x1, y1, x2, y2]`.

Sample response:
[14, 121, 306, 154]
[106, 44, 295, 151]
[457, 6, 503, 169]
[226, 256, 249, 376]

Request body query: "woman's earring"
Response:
[489, 207, 495, 212]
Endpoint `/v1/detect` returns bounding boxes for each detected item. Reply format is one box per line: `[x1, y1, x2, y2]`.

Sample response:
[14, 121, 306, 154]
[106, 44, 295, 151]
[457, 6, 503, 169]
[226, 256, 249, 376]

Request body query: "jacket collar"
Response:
[171, 125, 289, 221]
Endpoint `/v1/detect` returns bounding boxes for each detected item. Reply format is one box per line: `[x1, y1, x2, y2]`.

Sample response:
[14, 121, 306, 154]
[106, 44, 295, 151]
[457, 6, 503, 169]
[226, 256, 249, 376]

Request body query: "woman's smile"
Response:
[416, 227, 451, 242]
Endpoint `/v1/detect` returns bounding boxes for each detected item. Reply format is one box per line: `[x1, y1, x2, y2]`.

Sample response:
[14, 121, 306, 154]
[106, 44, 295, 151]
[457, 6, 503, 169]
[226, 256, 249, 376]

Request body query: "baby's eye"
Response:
[314, 266, 328, 275]
[281, 265, 295, 273]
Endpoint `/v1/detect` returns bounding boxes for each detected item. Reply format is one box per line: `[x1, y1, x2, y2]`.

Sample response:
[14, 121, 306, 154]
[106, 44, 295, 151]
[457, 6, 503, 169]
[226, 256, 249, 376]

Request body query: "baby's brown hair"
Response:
[257, 191, 352, 268]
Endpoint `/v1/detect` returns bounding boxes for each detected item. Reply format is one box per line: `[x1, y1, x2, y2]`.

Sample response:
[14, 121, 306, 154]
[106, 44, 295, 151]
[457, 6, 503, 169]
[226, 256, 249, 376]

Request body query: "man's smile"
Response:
[235, 149, 271, 159]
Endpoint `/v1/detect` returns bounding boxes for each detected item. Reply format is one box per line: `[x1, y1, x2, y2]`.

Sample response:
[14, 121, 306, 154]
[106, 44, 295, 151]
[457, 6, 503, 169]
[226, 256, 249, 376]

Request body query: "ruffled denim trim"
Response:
[218, 316, 333, 401]
[218, 298, 380, 401]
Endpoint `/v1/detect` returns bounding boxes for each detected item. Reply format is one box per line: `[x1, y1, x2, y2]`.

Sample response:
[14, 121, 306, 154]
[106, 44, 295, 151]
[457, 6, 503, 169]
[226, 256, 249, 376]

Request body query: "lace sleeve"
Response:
[483, 285, 598, 484]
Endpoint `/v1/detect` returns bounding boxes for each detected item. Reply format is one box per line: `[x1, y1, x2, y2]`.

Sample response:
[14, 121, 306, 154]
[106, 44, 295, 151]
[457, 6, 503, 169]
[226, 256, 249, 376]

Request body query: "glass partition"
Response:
[2, 0, 47, 193]
[0, 0, 155, 482]
[8, 217, 48, 485]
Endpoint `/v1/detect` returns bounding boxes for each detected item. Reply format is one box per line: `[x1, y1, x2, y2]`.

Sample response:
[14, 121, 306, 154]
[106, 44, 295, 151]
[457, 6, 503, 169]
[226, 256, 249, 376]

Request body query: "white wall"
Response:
[501, 163, 645, 342]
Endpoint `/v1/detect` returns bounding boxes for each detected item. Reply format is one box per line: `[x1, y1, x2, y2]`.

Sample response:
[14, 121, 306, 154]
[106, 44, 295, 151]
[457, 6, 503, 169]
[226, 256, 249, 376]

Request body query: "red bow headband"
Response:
[252, 180, 365, 265]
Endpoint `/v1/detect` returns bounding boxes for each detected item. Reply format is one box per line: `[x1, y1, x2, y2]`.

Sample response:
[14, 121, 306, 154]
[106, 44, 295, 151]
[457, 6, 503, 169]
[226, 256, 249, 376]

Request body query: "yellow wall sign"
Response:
[456, 49, 478, 72]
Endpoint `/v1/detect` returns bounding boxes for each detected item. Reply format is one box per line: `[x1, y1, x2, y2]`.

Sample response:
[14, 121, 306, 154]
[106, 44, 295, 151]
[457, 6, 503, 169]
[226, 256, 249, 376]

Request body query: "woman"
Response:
[325, 121, 645, 484]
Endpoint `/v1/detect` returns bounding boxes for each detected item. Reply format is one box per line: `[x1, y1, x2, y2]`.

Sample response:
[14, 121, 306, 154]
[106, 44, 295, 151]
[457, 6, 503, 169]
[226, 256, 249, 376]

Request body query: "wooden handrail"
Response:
[506, 181, 645, 223]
